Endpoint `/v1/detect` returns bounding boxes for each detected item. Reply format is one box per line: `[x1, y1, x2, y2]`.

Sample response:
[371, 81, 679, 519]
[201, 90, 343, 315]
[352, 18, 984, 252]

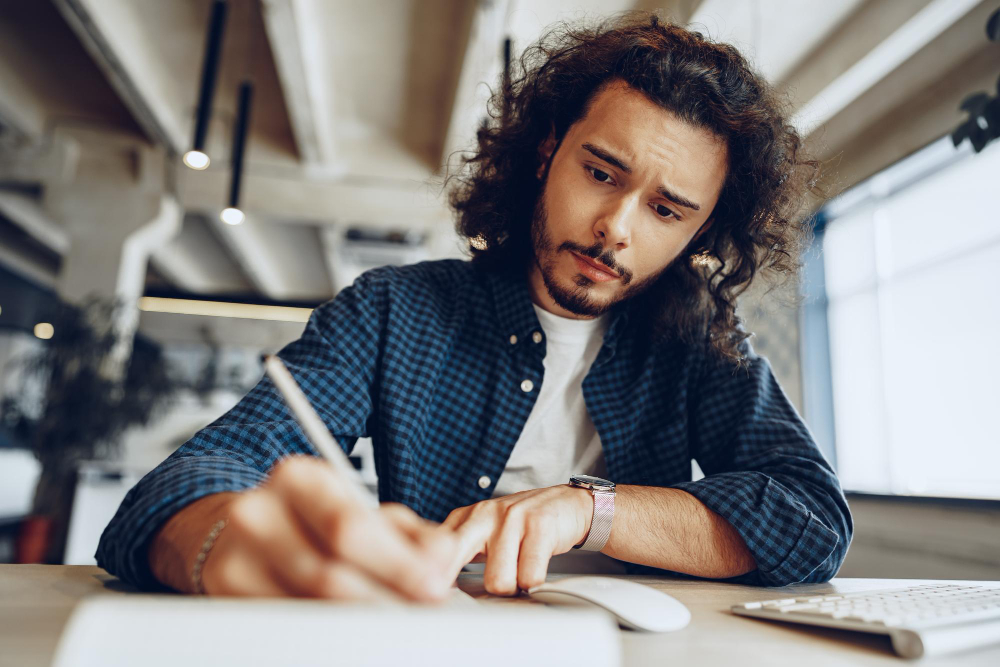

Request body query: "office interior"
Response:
[0, 0, 998, 584]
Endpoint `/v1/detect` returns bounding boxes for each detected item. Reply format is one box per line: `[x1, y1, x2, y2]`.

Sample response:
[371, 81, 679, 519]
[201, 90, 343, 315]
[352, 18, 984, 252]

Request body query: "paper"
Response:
[52, 593, 622, 667]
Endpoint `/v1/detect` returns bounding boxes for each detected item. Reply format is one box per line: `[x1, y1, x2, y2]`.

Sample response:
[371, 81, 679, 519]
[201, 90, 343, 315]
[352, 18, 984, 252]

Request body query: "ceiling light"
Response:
[220, 207, 245, 225]
[183, 150, 210, 170]
[34, 322, 54, 340]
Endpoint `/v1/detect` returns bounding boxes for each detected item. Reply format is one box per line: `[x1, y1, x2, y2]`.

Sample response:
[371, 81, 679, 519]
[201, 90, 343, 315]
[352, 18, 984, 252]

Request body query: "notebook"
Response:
[51, 590, 622, 667]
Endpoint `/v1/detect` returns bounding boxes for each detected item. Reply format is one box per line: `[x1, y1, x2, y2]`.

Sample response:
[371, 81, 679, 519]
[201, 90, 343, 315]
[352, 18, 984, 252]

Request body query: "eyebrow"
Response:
[581, 142, 702, 212]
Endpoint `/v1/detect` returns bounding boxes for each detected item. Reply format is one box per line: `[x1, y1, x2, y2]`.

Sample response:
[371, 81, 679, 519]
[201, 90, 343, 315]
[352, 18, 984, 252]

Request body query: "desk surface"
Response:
[2, 565, 998, 666]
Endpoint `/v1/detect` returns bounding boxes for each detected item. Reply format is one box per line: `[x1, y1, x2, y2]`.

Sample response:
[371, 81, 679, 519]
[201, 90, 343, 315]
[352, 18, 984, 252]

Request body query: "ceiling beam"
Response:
[178, 165, 452, 231]
[149, 247, 237, 295]
[51, 0, 185, 153]
[438, 0, 510, 175]
[790, 0, 983, 139]
[0, 192, 70, 256]
[205, 215, 300, 300]
[0, 188, 224, 295]
[259, 0, 329, 164]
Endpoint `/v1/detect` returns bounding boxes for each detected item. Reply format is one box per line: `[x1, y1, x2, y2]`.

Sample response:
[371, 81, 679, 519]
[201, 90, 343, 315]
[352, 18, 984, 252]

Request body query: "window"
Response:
[809, 137, 1000, 500]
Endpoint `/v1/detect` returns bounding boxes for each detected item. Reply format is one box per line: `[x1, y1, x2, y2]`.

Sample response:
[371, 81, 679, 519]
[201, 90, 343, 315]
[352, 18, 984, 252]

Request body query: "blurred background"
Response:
[0, 0, 997, 578]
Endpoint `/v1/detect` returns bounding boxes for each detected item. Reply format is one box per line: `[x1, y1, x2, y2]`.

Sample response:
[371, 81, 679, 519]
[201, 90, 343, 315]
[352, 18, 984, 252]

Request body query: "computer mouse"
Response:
[527, 576, 691, 632]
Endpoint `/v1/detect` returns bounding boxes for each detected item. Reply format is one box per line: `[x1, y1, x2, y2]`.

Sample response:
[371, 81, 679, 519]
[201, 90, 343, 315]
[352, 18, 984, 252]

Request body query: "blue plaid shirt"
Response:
[97, 259, 852, 589]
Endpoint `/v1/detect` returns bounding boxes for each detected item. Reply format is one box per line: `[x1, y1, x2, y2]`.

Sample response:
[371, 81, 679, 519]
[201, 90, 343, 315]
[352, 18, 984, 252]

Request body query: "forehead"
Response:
[570, 81, 728, 202]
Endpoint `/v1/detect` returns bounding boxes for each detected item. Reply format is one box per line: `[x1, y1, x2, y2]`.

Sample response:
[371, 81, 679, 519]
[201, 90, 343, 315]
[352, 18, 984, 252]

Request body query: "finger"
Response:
[269, 457, 452, 601]
[204, 542, 287, 597]
[226, 489, 335, 598]
[516, 528, 557, 592]
[381, 502, 439, 541]
[483, 508, 523, 596]
[440, 506, 471, 531]
[312, 561, 409, 603]
[381, 504, 458, 575]
[448, 510, 496, 577]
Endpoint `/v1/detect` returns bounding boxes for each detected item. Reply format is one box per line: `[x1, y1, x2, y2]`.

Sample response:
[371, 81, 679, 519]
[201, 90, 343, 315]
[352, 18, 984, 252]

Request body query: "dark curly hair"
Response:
[448, 12, 820, 367]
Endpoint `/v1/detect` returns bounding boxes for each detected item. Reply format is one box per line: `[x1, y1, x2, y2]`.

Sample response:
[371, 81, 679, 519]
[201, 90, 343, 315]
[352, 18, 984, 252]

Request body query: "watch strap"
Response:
[573, 488, 614, 551]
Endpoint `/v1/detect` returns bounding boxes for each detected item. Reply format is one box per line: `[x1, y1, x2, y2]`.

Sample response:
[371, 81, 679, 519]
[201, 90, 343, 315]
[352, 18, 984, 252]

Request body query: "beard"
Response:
[528, 189, 668, 318]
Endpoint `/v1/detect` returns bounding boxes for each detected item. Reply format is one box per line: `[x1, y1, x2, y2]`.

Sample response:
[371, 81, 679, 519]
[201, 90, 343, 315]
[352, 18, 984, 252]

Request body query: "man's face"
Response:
[527, 80, 729, 319]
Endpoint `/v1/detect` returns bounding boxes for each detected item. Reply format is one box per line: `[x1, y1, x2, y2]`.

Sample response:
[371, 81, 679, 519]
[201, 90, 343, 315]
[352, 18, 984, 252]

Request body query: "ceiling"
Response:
[0, 0, 995, 305]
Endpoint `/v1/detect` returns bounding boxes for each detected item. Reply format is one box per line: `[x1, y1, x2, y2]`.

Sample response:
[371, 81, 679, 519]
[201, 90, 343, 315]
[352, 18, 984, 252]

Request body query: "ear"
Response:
[536, 130, 557, 179]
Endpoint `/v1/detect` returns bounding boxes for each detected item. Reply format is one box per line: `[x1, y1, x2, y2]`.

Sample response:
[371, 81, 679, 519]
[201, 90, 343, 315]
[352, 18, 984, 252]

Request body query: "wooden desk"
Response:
[2, 565, 997, 666]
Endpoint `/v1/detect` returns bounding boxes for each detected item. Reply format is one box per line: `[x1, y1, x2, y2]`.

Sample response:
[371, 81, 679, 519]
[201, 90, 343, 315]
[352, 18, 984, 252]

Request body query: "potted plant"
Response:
[0, 297, 178, 563]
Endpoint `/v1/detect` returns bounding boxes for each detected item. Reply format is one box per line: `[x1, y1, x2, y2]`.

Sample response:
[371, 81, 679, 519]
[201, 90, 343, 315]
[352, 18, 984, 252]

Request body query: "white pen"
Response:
[263, 355, 373, 504]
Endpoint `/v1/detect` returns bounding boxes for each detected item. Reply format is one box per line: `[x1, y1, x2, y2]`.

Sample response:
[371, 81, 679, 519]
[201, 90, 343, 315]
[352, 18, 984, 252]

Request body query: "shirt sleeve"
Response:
[95, 268, 388, 590]
[666, 339, 853, 587]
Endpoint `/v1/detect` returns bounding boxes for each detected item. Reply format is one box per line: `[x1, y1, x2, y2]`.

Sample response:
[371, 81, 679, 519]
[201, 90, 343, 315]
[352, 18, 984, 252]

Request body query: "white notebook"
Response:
[52, 591, 622, 667]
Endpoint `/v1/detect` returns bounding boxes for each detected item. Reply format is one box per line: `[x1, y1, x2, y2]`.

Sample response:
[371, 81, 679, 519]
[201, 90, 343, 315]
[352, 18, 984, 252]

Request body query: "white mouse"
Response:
[527, 576, 691, 632]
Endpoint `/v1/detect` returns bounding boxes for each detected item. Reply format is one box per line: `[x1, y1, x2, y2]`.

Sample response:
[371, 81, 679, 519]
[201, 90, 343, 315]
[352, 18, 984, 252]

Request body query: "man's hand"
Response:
[189, 455, 458, 601]
[440, 485, 595, 595]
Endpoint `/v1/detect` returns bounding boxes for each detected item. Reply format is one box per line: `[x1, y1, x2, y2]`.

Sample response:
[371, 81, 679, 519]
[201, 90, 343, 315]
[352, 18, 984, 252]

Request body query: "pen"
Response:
[263, 355, 373, 504]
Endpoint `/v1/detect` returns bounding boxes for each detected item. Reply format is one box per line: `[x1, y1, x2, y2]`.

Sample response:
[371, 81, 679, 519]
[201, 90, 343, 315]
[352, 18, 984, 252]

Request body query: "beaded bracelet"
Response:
[191, 518, 228, 595]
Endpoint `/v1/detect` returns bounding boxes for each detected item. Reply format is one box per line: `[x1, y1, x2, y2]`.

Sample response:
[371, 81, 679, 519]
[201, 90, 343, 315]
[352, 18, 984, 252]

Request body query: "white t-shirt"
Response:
[492, 303, 610, 497]
[489, 303, 626, 575]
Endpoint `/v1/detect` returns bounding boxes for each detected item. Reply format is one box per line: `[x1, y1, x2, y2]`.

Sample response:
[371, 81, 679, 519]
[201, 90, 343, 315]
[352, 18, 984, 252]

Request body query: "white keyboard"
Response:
[732, 583, 1000, 659]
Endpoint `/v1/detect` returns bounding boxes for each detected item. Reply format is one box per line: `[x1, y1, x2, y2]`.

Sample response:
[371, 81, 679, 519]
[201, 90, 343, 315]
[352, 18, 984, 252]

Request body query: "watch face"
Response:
[571, 475, 615, 490]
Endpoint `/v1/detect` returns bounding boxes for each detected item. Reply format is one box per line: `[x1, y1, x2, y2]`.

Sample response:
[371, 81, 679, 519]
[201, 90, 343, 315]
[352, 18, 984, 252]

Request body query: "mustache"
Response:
[559, 241, 633, 284]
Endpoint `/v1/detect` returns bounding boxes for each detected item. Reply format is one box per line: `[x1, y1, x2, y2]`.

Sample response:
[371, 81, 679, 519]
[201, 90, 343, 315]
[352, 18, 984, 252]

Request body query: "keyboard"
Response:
[732, 583, 1000, 659]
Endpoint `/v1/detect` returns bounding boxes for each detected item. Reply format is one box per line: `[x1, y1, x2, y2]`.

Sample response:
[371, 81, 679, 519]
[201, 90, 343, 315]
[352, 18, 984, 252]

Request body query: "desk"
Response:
[1, 565, 997, 666]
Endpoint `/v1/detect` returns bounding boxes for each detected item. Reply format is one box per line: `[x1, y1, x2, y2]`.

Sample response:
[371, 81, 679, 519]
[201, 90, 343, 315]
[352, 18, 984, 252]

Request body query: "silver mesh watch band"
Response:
[570, 475, 616, 552]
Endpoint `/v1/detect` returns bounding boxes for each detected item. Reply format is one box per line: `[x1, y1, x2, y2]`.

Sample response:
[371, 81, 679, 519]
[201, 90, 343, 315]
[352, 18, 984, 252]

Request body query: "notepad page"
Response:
[51, 594, 622, 667]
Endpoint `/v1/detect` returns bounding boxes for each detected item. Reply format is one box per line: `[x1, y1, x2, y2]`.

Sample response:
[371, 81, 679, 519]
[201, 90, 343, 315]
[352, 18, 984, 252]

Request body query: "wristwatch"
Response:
[569, 474, 616, 551]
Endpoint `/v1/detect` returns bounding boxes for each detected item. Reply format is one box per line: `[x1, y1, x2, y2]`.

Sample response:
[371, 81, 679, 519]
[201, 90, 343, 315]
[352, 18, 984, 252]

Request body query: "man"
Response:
[98, 14, 851, 600]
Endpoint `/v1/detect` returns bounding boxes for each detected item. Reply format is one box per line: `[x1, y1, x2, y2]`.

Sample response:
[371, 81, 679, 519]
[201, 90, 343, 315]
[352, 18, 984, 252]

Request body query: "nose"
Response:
[592, 194, 634, 249]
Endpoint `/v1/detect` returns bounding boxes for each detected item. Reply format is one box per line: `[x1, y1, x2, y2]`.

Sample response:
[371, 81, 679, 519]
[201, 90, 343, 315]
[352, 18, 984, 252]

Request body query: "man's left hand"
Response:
[440, 485, 595, 595]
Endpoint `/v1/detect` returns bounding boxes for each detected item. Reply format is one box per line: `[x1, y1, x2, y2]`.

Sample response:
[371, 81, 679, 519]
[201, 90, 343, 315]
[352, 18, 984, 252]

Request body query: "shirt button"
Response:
[520, 379, 534, 392]
[509, 334, 518, 345]
[478, 475, 491, 489]
[532, 331, 543, 343]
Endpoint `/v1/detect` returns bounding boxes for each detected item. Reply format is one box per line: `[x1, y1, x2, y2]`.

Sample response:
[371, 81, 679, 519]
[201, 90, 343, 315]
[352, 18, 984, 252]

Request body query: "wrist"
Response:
[567, 475, 616, 551]
[148, 492, 238, 593]
[567, 485, 595, 547]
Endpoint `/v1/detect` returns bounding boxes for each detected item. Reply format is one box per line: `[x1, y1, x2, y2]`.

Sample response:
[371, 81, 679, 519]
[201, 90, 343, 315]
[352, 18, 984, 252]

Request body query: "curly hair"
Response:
[448, 12, 820, 367]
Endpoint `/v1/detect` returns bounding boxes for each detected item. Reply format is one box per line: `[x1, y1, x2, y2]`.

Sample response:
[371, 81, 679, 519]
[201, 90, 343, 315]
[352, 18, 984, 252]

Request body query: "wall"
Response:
[839, 495, 1000, 581]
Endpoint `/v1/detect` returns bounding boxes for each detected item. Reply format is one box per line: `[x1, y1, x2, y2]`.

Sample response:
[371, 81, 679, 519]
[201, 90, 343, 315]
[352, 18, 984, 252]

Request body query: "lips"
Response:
[571, 251, 618, 280]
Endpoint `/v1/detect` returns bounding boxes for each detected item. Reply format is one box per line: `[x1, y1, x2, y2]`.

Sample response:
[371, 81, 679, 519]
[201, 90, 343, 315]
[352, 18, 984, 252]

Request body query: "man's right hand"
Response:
[148, 455, 458, 602]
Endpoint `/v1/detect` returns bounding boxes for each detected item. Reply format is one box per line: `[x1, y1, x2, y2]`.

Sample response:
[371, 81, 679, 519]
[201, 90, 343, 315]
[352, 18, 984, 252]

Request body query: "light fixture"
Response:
[223, 80, 254, 226]
[34, 322, 54, 340]
[220, 207, 245, 225]
[138, 297, 312, 323]
[185, 0, 228, 170]
[183, 150, 210, 170]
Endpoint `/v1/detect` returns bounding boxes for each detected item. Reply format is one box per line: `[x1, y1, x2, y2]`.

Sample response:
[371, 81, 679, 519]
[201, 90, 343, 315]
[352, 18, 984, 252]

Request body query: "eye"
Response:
[586, 166, 614, 184]
[653, 203, 678, 220]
